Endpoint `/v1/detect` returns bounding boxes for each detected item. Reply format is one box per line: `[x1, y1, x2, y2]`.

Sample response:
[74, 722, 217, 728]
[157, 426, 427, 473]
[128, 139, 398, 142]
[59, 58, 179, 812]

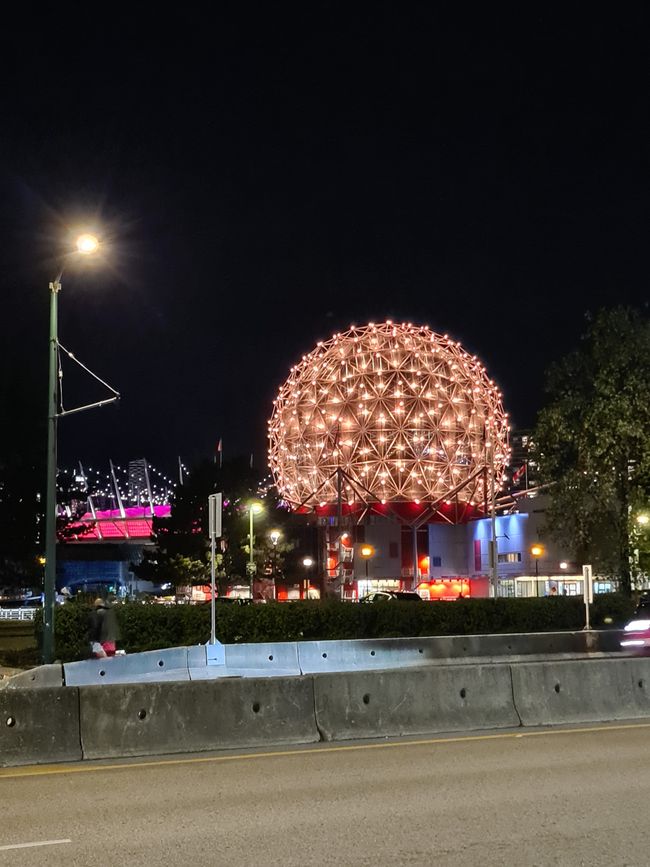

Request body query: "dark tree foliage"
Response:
[130, 456, 302, 592]
[534, 307, 650, 594]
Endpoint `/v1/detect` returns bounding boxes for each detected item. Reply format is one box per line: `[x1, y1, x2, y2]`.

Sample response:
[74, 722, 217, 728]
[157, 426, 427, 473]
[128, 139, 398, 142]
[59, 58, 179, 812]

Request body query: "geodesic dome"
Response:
[268, 321, 509, 512]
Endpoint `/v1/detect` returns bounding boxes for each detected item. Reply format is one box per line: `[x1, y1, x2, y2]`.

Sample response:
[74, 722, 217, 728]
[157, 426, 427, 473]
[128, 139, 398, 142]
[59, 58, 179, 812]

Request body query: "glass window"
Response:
[498, 552, 522, 563]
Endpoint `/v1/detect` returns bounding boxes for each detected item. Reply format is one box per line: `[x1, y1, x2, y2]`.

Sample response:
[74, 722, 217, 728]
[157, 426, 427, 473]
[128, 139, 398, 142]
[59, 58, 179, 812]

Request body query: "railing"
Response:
[0, 608, 37, 621]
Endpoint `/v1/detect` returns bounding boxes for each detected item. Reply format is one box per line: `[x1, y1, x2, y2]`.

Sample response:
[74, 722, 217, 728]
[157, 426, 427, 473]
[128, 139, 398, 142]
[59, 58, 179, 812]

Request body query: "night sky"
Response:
[2, 8, 648, 479]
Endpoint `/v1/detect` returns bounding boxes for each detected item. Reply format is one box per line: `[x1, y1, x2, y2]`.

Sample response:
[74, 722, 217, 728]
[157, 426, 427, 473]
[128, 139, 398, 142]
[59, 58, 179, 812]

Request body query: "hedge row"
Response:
[38, 593, 635, 663]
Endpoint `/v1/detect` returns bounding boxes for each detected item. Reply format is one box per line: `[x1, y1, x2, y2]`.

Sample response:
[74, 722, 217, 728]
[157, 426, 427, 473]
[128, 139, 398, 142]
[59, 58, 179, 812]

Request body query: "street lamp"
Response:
[269, 529, 281, 599]
[247, 502, 264, 599]
[359, 544, 375, 579]
[530, 544, 544, 596]
[302, 556, 314, 599]
[637, 514, 649, 526]
[43, 233, 116, 663]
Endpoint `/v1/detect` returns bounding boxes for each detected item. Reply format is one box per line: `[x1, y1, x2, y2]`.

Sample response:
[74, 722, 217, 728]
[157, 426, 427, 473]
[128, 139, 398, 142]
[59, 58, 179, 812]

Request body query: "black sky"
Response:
[1, 6, 648, 478]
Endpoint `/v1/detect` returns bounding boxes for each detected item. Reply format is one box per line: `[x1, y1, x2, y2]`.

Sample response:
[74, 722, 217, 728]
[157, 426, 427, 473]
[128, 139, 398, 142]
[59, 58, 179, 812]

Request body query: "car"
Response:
[360, 590, 422, 603]
[21, 595, 44, 607]
[619, 596, 650, 651]
[620, 604, 650, 650]
[620, 617, 650, 651]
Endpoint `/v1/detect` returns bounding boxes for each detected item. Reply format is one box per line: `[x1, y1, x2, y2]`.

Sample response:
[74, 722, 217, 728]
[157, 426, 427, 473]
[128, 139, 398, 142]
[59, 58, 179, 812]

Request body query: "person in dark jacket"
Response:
[88, 598, 120, 658]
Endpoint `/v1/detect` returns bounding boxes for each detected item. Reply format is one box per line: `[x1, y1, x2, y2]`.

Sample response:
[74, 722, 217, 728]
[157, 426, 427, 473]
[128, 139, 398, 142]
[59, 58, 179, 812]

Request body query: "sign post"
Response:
[208, 493, 223, 644]
[582, 564, 593, 630]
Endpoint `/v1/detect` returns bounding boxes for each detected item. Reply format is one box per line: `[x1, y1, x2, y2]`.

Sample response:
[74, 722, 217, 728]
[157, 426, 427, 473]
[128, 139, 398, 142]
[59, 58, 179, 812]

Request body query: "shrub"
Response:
[35, 593, 635, 662]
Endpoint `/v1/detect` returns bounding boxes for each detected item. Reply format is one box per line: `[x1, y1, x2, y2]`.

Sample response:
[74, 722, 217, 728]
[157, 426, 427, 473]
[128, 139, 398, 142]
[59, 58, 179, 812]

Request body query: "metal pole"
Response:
[208, 493, 221, 641]
[43, 280, 60, 664]
[249, 508, 254, 600]
[412, 525, 418, 592]
[490, 445, 498, 598]
[210, 531, 216, 643]
[337, 469, 343, 599]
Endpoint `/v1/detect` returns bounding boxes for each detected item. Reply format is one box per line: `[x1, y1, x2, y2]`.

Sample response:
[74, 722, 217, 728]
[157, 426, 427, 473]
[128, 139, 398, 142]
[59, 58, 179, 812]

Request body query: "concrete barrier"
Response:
[298, 632, 620, 675]
[313, 664, 520, 741]
[510, 657, 650, 726]
[64, 647, 190, 686]
[79, 676, 319, 759]
[61, 631, 624, 686]
[0, 664, 64, 689]
[189, 641, 301, 680]
[0, 687, 81, 766]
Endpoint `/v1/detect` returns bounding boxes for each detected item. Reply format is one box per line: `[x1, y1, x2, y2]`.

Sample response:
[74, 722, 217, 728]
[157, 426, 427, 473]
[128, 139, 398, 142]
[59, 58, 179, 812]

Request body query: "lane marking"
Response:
[0, 839, 71, 851]
[2, 721, 650, 780]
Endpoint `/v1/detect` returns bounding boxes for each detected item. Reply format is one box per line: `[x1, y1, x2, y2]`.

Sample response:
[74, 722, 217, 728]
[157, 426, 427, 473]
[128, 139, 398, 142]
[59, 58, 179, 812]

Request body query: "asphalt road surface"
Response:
[2, 722, 650, 866]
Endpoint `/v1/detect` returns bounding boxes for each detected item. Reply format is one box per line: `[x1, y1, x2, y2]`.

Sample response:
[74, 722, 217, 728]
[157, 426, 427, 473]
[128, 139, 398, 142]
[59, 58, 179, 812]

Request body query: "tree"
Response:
[130, 456, 303, 593]
[534, 307, 650, 595]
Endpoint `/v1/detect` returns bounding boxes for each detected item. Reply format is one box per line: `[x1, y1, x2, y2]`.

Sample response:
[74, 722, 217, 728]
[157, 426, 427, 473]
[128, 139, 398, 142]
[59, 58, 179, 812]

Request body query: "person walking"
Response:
[88, 597, 120, 658]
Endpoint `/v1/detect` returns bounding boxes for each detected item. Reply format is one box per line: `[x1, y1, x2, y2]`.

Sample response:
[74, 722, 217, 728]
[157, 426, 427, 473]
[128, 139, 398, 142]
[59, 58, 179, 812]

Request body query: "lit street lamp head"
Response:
[76, 233, 99, 255]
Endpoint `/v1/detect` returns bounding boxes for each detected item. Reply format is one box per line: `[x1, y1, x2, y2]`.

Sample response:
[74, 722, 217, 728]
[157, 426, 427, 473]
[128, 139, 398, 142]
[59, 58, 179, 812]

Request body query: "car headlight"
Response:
[624, 619, 650, 632]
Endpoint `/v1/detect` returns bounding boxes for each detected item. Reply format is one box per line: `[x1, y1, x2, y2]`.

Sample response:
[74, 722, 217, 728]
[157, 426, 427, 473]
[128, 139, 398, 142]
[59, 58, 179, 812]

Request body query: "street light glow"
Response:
[360, 545, 375, 558]
[249, 502, 263, 515]
[531, 544, 543, 558]
[559, 561, 568, 570]
[302, 557, 314, 567]
[637, 514, 649, 526]
[76, 233, 100, 255]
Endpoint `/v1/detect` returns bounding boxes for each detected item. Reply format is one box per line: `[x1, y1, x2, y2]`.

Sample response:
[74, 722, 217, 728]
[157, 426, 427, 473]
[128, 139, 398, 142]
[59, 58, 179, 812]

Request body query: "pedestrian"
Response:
[88, 597, 120, 658]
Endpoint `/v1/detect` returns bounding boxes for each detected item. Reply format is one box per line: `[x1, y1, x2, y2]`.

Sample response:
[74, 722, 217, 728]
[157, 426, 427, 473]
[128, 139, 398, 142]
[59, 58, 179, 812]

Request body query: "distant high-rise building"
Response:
[507, 430, 540, 491]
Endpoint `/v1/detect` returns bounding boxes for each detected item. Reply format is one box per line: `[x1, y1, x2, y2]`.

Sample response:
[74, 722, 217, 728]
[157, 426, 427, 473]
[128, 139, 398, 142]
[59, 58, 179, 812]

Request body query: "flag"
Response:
[512, 463, 526, 483]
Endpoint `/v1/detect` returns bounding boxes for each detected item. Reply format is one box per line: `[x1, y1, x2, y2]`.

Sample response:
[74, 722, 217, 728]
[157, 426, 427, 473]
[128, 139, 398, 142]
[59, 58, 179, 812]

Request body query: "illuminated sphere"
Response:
[268, 322, 509, 509]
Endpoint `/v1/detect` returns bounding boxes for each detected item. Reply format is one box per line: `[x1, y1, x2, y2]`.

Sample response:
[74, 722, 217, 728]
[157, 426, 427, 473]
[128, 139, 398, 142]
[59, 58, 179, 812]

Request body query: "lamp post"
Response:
[530, 544, 544, 596]
[302, 556, 313, 599]
[44, 233, 108, 664]
[269, 529, 281, 600]
[247, 502, 263, 600]
[359, 544, 375, 583]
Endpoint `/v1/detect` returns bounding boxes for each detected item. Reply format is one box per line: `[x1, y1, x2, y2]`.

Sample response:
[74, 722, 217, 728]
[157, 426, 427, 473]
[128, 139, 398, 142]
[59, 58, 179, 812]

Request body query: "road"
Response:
[2, 722, 649, 866]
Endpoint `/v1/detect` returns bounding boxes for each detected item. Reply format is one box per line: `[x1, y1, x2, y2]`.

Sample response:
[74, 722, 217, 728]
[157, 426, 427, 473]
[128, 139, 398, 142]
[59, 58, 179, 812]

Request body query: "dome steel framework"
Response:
[268, 322, 509, 516]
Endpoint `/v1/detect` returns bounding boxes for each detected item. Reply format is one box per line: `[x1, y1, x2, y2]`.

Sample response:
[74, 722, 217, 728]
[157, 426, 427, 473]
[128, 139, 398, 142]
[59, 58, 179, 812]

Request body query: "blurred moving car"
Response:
[360, 590, 422, 603]
[620, 595, 650, 650]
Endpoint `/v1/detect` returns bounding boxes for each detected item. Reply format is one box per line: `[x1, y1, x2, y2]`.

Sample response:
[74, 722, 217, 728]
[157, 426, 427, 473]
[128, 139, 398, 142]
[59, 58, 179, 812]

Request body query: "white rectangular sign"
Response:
[208, 493, 223, 539]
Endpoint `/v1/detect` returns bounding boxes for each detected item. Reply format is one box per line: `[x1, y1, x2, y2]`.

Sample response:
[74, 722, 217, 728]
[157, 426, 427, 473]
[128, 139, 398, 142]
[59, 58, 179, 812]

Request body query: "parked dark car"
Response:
[360, 590, 422, 603]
